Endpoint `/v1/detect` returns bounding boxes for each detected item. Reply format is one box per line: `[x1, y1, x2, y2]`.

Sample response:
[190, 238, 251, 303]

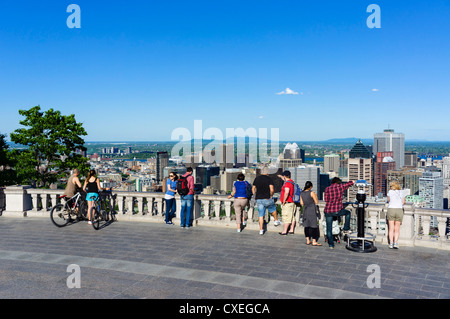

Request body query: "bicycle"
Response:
[89, 189, 116, 230]
[50, 192, 88, 227]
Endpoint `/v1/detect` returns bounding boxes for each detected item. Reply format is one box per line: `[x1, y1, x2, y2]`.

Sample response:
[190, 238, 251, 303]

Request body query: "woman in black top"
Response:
[83, 169, 103, 225]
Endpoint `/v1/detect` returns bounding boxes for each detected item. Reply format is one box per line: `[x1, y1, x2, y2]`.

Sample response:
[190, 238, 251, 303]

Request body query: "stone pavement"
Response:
[0, 217, 449, 300]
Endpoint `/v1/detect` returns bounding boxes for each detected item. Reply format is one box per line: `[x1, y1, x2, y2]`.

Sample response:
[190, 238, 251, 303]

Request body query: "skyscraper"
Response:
[324, 154, 340, 173]
[156, 151, 169, 182]
[419, 171, 444, 210]
[374, 151, 396, 196]
[373, 129, 405, 170]
[349, 139, 372, 159]
[348, 158, 373, 201]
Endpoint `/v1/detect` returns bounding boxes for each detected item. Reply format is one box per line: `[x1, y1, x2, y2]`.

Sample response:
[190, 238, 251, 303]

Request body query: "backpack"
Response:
[286, 180, 301, 204]
[177, 174, 190, 196]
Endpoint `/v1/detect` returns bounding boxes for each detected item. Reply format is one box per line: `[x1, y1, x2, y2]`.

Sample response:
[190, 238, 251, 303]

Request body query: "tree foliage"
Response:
[0, 133, 17, 186]
[10, 106, 89, 188]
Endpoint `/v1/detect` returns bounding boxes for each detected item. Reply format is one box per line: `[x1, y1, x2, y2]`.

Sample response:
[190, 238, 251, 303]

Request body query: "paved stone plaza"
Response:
[0, 217, 449, 299]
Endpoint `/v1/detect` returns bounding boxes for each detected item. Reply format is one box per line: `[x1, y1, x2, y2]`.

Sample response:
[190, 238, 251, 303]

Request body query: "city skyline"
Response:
[1, 1, 450, 142]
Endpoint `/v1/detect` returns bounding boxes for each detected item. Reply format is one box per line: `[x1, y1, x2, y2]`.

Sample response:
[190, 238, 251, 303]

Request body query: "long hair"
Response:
[304, 181, 313, 191]
[170, 172, 179, 181]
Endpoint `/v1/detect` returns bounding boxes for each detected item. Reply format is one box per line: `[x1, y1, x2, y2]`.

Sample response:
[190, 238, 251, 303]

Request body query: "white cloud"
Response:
[372, 88, 380, 92]
[258, 115, 264, 119]
[276, 88, 300, 95]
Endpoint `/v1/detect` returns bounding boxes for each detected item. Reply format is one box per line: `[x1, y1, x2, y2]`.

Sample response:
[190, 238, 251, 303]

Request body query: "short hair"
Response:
[73, 168, 80, 175]
[261, 167, 269, 175]
[390, 181, 401, 190]
[186, 167, 193, 173]
[331, 177, 342, 184]
[237, 173, 245, 181]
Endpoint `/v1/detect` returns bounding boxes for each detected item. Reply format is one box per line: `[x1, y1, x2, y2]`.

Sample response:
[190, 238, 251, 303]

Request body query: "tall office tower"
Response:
[349, 140, 372, 159]
[279, 158, 303, 170]
[195, 165, 221, 188]
[156, 151, 169, 182]
[283, 142, 301, 159]
[373, 129, 405, 169]
[374, 152, 396, 196]
[348, 158, 373, 201]
[404, 170, 422, 195]
[319, 173, 331, 200]
[289, 165, 321, 197]
[219, 143, 234, 170]
[404, 151, 418, 167]
[324, 154, 340, 173]
[443, 155, 450, 186]
[419, 171, 444, 209]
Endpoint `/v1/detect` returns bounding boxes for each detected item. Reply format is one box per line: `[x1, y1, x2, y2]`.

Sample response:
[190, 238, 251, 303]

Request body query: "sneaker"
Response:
[274, 220, 281, 226]
[259, 230, 264, 235]
[88, 221, 92, 225]
[389, 243, 394, 249]
[166, 221, 173, 225]
[393, 243, 399, 249]
[329, 246, 335, 250]
[237, 229, 241, 233]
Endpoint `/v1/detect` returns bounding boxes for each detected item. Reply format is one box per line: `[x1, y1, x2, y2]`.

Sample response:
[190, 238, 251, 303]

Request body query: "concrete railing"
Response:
[1, 185, 449, 250]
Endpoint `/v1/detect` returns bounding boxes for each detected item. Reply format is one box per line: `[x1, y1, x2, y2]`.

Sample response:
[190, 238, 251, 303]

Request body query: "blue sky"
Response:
[1, 1, 450, 142]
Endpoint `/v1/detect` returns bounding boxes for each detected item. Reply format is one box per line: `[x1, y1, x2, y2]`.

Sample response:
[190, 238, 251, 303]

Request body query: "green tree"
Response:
[10, 106, 89, 188]
[0, 133, 17, 186]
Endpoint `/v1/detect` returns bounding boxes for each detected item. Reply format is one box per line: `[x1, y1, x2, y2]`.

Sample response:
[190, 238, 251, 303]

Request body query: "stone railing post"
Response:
[421, 215, 431, 238]
[399, 204, 415, 246]
[437, 216, 448, 240]
[2, 185, 32, 217]
[203, 200, 211, 219]
[224, 200, 232, 222]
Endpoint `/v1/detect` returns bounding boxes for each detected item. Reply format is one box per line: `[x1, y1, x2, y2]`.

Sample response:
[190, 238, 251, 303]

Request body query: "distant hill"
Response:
[319, 138, 373, 144]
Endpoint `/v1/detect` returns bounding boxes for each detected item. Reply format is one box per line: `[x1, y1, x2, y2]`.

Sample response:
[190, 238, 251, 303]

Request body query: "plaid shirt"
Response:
[324, 181, 354, 213]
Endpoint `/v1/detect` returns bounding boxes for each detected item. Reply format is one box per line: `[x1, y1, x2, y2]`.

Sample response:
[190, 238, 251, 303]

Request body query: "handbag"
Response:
[315, 205, 321, 220]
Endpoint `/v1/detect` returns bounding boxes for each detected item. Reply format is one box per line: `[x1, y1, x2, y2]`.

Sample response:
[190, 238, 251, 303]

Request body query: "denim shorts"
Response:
[256, 199, 276, 217]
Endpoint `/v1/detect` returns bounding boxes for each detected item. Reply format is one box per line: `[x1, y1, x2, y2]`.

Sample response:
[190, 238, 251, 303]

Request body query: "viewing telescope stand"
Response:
[345, 181, 377, 253]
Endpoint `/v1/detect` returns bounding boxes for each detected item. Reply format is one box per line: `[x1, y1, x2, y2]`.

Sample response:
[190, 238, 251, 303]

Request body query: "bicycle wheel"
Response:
[50, 204, 71, 227]
[91, 206, 101, 230]
[78, 201, 88, 221]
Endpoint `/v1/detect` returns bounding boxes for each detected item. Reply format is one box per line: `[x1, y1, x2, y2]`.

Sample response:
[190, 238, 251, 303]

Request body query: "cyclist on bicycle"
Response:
[83, 169, 110, 225]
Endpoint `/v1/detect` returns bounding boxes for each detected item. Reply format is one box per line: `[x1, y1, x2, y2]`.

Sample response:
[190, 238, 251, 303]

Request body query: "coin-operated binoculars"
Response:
[346, 180, 377, 253]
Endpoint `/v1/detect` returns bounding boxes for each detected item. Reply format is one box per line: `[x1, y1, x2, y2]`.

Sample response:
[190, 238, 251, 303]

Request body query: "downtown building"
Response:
[373, 129, 405, 170]
[348, 140, 373, 201]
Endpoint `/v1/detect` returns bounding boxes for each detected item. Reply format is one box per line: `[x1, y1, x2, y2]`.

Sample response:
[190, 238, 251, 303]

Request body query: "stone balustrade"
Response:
[1, 185, 449, 250]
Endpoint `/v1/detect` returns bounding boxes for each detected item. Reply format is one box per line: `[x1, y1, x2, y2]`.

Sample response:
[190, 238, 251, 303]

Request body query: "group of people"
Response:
[226, 169, 406, 250]
[68, 164, 405, 249]
[163, 167, 195, 228]
[64, 168, 111, 225]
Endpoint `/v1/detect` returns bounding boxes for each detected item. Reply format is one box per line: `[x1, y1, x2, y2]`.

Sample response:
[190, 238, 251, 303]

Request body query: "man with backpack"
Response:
[178, 167, 195, 228]
[278, 170, 299, 235]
